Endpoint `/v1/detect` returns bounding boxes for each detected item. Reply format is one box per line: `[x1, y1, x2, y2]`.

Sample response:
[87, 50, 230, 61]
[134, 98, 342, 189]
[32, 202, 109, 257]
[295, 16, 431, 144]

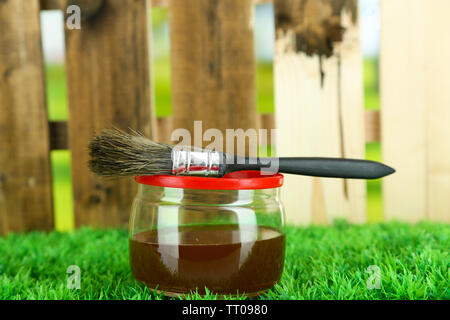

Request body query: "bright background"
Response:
[40, 0, 383, 231]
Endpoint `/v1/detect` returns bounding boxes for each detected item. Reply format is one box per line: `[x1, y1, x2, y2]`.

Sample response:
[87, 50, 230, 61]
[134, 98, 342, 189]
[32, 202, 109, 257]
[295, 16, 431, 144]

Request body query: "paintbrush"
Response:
[88, 128, 395, 179]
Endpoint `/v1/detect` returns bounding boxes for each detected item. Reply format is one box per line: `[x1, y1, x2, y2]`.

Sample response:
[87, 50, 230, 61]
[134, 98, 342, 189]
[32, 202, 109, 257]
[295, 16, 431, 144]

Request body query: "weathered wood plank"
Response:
[0, 0, 54, 234]
[64, 0, 154, 228]
[381, 0, 427, 222]
[274, 0, 365, 225]
[169, 0, 257, 155]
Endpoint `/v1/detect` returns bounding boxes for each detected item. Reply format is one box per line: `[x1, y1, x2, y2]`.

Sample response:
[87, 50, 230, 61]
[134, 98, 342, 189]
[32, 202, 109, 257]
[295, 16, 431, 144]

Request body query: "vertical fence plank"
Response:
[382, 0, 450, 224]
[169, 0, 257, 155]
[274, 0, 365, 225]
[0, 0, 54, 234]
[339, 9, 366, 224]
[64, 0, 154, 228]
[424, 0, 450, 222]
[381, 0, 427, 222]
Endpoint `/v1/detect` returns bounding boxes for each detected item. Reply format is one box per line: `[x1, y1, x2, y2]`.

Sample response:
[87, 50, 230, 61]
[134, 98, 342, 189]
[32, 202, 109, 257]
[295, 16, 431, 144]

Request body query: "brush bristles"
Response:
[88, 128, 173, 177]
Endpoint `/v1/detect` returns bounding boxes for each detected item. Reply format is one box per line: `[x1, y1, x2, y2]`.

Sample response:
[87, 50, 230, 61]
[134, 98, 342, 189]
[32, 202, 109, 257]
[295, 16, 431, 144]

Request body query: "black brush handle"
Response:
[225, 157, 395, 179]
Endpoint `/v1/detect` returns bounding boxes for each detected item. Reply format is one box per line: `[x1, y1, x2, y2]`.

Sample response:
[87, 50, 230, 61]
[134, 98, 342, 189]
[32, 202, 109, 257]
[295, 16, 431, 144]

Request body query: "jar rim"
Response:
[135, 171, 284, 190]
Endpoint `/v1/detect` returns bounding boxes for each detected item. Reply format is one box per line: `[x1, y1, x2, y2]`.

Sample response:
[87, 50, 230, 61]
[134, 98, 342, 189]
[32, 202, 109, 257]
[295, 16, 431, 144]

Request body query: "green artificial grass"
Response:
[1, 222, 448, 300]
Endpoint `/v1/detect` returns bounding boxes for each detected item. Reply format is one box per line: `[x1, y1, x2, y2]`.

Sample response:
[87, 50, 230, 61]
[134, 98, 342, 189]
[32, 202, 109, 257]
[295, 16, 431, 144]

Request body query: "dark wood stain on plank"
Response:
[275, 0, 358, 58]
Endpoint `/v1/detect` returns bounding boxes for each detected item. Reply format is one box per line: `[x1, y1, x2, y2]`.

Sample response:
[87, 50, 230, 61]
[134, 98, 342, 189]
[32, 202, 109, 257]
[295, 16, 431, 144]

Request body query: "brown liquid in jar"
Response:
[129, 225, 286, 296]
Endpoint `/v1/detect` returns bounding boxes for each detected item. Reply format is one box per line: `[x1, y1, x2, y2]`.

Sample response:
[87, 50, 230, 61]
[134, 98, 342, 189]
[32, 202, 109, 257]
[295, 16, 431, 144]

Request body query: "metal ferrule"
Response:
[171, 147, 222, 177]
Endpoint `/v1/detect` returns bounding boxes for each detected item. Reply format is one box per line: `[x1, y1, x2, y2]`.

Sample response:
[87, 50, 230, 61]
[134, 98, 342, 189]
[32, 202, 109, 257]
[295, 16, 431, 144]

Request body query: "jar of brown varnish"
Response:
[129, 171, 286, 297]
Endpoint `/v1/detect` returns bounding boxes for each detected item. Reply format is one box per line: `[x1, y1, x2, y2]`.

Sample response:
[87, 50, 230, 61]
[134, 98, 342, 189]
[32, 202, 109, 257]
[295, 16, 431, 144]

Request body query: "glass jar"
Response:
[129, 171, 286, 297]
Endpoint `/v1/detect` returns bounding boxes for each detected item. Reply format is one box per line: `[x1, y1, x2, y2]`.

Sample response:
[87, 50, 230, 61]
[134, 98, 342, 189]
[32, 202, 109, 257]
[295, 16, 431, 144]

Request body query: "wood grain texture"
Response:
[64, 0, 154, 228]
[338, 9, 366, 224]
[258, 113, 275, 147]
[40, 0, 66, 10]
[274, 0, 365, 225]
[311, 177, 327, 224]
[381, 0, 427, 222]
[424, 0, 450, 223]
[156, 116, 173, 144]
[169, 0, 257, 156]
[381, 0, 450, 223]
[0, 0, 53, 234]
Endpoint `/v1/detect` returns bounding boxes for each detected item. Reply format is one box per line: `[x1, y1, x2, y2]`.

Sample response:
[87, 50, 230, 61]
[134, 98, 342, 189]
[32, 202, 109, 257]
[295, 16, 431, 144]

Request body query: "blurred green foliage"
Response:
[364, 58, 380, 110]
[151, 8, 169, 27]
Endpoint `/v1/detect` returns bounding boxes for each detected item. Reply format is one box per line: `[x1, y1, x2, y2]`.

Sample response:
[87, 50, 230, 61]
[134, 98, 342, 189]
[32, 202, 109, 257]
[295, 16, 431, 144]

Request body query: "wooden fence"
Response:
[0, 0, 449, 234]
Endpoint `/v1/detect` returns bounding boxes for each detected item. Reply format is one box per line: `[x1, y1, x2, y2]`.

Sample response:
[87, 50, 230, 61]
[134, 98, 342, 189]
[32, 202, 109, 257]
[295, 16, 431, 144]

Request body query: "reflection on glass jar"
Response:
[129, 171, 286, 297]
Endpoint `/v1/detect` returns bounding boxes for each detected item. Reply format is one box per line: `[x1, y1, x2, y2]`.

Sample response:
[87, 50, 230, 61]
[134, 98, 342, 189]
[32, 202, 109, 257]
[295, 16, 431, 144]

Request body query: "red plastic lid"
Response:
[135, 171, 284, 190]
